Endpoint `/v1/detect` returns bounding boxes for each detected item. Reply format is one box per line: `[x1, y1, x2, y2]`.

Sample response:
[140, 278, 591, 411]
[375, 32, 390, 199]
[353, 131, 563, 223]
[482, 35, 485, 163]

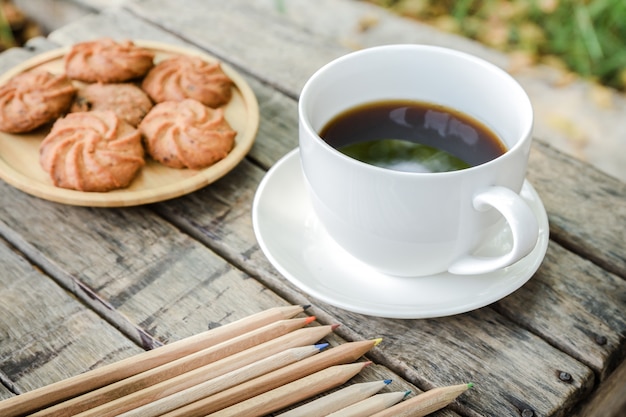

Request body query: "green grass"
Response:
[367, 0, 626, 91]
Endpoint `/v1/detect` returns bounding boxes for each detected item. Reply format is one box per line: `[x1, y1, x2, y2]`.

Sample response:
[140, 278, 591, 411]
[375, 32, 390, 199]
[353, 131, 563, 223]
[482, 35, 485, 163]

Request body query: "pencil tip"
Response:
[373, 337, 383, 346]
[384, 379, 392, 385]
[301, 304, 312, 310]
[467, 382, 474, 389]
[314, 342, 329, 350]
[363, 361, 373, 367]
[403, 390, 412, 398]
[331, 323, 340, 330]
[304, 316, 316, 324]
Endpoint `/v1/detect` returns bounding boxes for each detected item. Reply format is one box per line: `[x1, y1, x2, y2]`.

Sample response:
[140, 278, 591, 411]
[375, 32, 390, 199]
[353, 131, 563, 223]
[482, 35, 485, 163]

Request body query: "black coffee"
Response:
[319, 100, 507, 173]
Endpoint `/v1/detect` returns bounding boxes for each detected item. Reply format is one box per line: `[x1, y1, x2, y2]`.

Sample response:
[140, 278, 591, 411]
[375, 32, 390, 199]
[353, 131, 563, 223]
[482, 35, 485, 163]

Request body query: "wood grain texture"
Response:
[0, 383, 13, 401]
[574, 358, 626, 417]
[36, 3, 620, 416]
[0, 1, 624, 417]
[0, 177, 289, 343]
[347, 311, 594, 417]
[0, 12, 420, 413]
[493, 241, 626, 381]
[527, 141, 626, 277]
[0, 238, 142, 394]
[123, 0, 626, 278]
[148, 142, 599, 416]
[123, 1, 346, 98]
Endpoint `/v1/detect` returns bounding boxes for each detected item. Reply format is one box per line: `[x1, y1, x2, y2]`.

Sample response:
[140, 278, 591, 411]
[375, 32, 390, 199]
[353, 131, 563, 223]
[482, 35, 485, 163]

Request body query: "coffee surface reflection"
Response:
[320, 100, 507, 173]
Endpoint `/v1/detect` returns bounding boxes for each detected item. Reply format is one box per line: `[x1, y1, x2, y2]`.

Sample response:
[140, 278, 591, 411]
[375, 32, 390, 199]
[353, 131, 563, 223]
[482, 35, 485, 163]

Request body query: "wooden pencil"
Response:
[93, 325, 336, 417]
[208, 362, 371, 417]
[279, 379, 392, 417]
[369, 383, 473, 417]
[119, 344, 329, 417]
[327, 391, 411, 417]
[160, 338, 382, 417]
[32, 316, 316, 417]
[0, 304, 305, 417]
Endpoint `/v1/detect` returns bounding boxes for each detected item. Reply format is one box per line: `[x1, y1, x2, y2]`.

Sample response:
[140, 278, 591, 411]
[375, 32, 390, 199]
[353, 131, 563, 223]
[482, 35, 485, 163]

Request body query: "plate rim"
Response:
[0, 40, 260, 207]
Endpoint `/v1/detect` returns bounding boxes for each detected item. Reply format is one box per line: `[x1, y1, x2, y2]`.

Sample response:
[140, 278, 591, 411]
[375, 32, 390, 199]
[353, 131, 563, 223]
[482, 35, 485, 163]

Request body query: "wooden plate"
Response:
[0, 41, 260, 207]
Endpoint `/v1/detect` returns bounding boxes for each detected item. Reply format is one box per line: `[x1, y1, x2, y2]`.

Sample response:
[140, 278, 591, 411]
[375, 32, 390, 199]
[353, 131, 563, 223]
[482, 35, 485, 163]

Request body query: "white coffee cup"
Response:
[298, 44, 539, 277]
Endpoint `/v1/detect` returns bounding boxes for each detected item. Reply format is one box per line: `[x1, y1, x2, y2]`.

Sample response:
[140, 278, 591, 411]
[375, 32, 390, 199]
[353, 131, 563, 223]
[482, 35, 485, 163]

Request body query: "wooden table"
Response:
[0, 1, 624, 416]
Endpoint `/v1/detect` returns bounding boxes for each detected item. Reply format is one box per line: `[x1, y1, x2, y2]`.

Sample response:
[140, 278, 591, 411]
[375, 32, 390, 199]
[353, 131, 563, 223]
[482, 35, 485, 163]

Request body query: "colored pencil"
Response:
[279, 379, 392, 417]
[327, 390, 411, 417]
[208, 362, 371, 417]
[0, 305, 306, 417]
[161, 339, 382, 417]
[70, 325, 335, 417]
[33, 316, 316, 417]
[369, 383, 473, 417]
[118, 344, 329, 417]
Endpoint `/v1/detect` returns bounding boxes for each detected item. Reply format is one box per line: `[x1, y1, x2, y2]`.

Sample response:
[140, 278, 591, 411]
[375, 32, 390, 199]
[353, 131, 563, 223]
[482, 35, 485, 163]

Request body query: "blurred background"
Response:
[367, 0, 626, 92]
[0, 0, 43, 49]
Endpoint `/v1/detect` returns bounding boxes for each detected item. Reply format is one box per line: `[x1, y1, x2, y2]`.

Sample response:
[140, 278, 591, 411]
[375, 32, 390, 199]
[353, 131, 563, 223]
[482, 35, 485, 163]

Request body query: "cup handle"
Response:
[448, 186, 539, 275]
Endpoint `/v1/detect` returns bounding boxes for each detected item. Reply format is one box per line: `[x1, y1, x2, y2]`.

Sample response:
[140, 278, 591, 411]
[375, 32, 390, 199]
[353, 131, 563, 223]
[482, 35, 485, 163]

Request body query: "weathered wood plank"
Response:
[574, 357, 626, 417]
[109, 1, 624, 376]
[493, 241, 626, 381]
[121, 0, 346, 96]
[122, 0, 626, 278]
[0, 385, 12, 401]
[342, 310, 594, 417]
[163, 164, 602, 416]
[0, 38, 288, 347]
[253, 0, 508, 66]
[527, 141, 626, 278]
[0, 369, 16, 401]
[0, 3, 622, 416]
[0, 35, 292, 346]
[0, 177, 289, 346]
[46, 3, 618, 416]
[0, 238, 142, 394]
[0, 38, 386, 411]
[147, 151, 605, 410]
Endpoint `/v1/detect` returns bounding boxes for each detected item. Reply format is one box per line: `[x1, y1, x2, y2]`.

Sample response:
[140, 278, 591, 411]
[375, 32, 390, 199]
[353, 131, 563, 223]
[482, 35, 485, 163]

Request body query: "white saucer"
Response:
[252, 149, 549, 319]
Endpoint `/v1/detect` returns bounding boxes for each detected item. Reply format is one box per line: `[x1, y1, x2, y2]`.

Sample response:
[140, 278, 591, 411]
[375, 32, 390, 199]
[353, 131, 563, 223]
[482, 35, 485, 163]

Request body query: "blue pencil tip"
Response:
[314, 342, 329, 350]
[384, 379, 392, 385]
[403, 390, 412, 398]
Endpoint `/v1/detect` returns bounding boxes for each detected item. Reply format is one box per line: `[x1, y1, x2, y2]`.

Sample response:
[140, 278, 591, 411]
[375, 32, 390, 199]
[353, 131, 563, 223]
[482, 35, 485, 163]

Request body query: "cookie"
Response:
[65, 38, 154, 83]
[141, 55, 233, 108]
[0, 69, 76, 133]
[139, 99, 236, 169]
[39, 110, 145, 192]
[71, 83, 153, 127]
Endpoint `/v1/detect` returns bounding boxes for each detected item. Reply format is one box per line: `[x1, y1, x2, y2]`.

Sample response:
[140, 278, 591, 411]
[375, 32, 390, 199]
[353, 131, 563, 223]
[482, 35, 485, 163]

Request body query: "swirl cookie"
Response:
[139, 99, 236, 169]
[65, 38, 155, 83]
[0, 69, 76, 133]
[141, 55, 233, 108]
[39, 110, 145, 192]
[71, 83, 153, 127]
